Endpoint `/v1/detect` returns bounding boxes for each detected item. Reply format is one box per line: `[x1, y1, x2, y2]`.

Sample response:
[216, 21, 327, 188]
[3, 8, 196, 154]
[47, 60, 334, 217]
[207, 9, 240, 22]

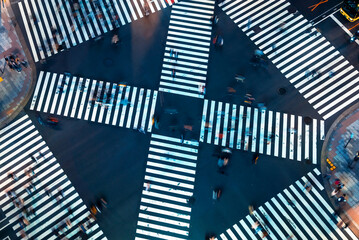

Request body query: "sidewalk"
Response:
[0, 1, 34, 128]
[322, 101, 359, 236]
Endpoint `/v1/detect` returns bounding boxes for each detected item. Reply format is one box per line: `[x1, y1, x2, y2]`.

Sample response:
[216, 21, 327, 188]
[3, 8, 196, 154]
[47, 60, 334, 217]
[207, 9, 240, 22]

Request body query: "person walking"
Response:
[348, 151, 359, 169]
[337, 194, 347, 204]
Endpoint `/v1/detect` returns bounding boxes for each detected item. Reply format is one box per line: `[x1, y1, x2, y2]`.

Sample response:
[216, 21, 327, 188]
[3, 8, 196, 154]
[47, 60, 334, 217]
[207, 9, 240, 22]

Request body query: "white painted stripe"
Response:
[258, 206, 286, 239]
[293, 181, 340, 240]
[141, 90, 151, 130]
[307, 172, 324, 190]
[289, 115, 295, 160]
[236, 105, 244, 149]
[30, 71, 44, 110]
[49, 75, 61, 114]
[144, 175, 194, 190]
[222, 103, 230, 146]
[24, 0, 45, 59]
[63, 77, 77, 117]
[320, 120, 325, 141]
[139, 205, 191, 220]
[150, 141, 197, 153]
[280, 191, 321, 240]
[151, 134, 199, 146]
[134, 88, 144, 129]
[200, 99, 208, 142]
[274, 112, 280, 157]
[251, 108, 258, 152]
[57, 75, 70, 115]
[312, 119, 317, 164]
[43, 74, 57, 113]
[233, 224, 247, 240]
[239, 219, 257, 239]
[147, 91, 158, 132]
[207, 100, 215, 144]
[220, 233, 228, 240]
[149, 147, 197, 160]
[305, 124, 309, 161]
[138, 213, 189, 228]
[159, 87, 204, 99]
[84, 80, 97, 121]
[146, 161, 195, 175]
[244, 107, 251, 151]
[77, 78, 90, 119]
[71, 77, 82, 118]
[229, 104, 237, 148]
[148, 155, 196, 170]
[144, 183, 192, 196]
[272, 197, 307, 239]
[266, 111, 273, 155]
[259, 109, 265, 154]
[141, 197, 191, 212]
[91, 81, 104, 122]
[282, 113, 288, 158]
[323, 94, 359, 120]
[264, 201, 295, 238]
[142, 189, 188, 204]
[105, 84, 117, 124]
[226, 229, 237, 240]
[136, 228, 186, 240]
[145, 168, 194, 183]
[35, 72, 50, 112]
[18, 3, 39, 62]
[297, 116, 302, 161]
[98, 82, 111, 123]
[126, 87, 137, 128]
[119, 86, 131, 127]
[85, 0, 102, 35]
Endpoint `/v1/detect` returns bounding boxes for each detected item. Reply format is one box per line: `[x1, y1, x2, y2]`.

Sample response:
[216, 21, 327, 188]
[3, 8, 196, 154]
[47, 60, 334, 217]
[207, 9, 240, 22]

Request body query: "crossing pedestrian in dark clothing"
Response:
[348, 151, 359, 169]
[337, 194, 347, 203]
[8, 172, 18, 181]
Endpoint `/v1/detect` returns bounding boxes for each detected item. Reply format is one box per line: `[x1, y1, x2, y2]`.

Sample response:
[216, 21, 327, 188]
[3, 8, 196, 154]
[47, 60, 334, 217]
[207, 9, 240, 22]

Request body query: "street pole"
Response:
[344, 133, 354, 149]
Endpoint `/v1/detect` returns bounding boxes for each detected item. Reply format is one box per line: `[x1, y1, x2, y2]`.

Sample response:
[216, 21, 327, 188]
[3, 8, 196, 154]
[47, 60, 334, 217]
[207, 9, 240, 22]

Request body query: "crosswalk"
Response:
[18, 0, 178, 62]
[200, 99, 325, 164]
[219, 0, 359, 120]
[134, 133, 199, 239]
[216, 168, 358, 240]
[0, 114, 106, 239]
[29, 71, 158, 132]
[159, 0, 215, 99]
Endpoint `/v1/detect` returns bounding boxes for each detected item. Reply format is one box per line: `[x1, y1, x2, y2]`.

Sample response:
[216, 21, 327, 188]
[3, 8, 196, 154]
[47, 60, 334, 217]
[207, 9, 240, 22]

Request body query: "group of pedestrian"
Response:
[4, 55, 27, 72]
[331, 179, 348, 204]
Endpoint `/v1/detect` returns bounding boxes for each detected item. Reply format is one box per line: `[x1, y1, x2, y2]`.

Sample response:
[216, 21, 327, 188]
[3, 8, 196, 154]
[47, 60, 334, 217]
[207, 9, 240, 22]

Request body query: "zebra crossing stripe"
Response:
[214, 102, 222, 145]
[229, 104, 236, 148]
[274, 112, 280, 157]
[0, 115, 106, 239]
[282, 113, 288, 158]
[135, 134, 198, 239]
[220, 0, 359, 119]
[236, 105, 244, 150]
[244, 107, 251, 151]
[64, 77, 77, 117]
[200, 99, 208, 142]
[239, 219, 256, 239]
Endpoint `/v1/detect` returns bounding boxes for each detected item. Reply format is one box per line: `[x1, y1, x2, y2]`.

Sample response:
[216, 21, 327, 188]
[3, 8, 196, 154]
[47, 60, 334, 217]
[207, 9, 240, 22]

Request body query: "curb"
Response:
[0, 1, 37, 129]
[321, 101, 359, 236]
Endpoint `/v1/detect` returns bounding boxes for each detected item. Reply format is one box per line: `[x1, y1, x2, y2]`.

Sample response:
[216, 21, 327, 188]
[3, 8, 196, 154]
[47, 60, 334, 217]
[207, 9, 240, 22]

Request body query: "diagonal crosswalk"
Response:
[29, 71, 158, 132]
[159, 0, 215, 99]
[216, 168, 358, 240]
[134, 133, 199, 239]
[200, 99, 325, 164]
[219, 0, 359, 120]
[0, 114, 107, 240]
[18, 0, 178, 62]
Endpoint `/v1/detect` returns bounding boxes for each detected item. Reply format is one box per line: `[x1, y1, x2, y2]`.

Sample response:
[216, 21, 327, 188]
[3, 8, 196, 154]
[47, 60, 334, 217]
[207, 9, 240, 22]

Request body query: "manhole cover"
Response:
[278, 87, 286, 95]
[304, 117, 312, 125]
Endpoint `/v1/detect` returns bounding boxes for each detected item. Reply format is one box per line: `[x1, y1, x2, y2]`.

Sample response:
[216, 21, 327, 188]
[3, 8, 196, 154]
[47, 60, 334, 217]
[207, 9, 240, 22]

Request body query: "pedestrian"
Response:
[8, 172, 18, 181]
[248, 204, 254, 214]
[211, 15, 219, 25]
[145, 181, 151, 191]
[331, 188, 340, 197]
[303, 181, 312, 192]
[252, 153, 259, 165]
[337, 194, 347, 203]
[348, 151, 359, 169]
[111, 34, 119, 45]
[212, 188, 222, 200]
[287, 199, 296, 208]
